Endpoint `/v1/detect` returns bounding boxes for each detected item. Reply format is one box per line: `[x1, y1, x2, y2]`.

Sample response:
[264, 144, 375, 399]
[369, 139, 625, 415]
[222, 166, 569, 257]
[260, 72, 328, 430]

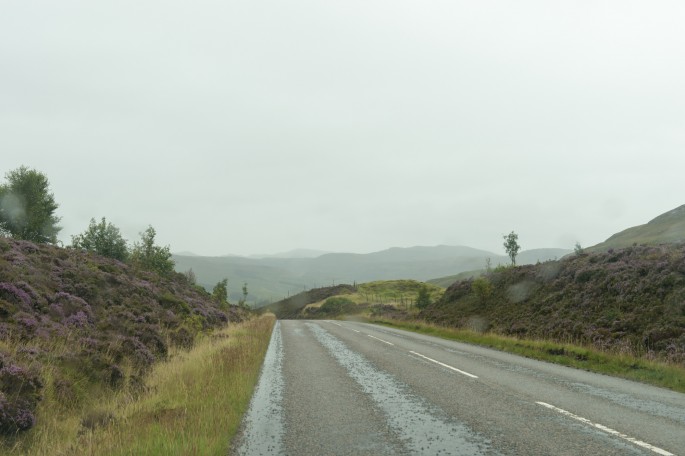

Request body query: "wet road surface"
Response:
[231, 320, 684, 455]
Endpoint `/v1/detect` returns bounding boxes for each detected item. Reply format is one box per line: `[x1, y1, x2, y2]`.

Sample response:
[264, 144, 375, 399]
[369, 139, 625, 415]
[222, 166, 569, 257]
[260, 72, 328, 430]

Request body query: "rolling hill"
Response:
[589, 204, 685, 252]
[420, 242, 685, 362]
[173, 245, 570, 305]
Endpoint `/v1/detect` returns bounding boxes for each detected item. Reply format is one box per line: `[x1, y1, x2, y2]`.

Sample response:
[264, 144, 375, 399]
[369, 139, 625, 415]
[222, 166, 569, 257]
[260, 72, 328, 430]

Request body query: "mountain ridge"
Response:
[173, 245, 571, 304]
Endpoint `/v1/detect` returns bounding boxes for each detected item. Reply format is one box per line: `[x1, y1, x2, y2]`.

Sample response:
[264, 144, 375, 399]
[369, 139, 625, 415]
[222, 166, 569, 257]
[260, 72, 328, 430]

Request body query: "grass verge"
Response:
[368, 317, 685, 393]
[94, 314, 275, 456]
[13, 314, 275, 456]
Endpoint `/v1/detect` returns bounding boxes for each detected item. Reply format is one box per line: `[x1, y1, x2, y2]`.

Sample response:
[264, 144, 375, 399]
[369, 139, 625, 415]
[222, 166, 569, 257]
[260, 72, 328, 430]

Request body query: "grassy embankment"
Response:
[369, 317, 685, 393]
[10, 315, 275, 456]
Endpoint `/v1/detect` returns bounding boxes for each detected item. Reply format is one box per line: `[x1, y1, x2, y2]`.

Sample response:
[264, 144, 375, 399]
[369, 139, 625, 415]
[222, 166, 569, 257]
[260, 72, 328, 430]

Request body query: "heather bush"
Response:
[0, 361, 43, 435]
[0, 282, 31, 310]
[117, 337, 156, 372]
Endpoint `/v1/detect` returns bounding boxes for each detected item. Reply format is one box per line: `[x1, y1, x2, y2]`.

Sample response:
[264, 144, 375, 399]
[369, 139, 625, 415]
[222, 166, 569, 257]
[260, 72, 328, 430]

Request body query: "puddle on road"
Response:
[307, 323, 498, 455]
[233, 321, 285, 455]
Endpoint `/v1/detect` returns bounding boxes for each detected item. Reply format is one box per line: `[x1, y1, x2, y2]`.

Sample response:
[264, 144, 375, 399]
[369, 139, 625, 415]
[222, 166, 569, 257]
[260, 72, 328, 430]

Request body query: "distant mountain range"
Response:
[172, 245, 570, 305]
[173, 204, 685, 305]
[247, 248, 332, 259]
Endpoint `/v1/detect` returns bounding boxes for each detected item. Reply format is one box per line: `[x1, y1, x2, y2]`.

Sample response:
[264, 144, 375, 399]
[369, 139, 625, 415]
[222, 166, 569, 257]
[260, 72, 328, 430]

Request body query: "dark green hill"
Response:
[421, 244, 685, 362]
[263, 280, 444, 319]
[261, 284, 357, 319]
[589, 204, 685, 252]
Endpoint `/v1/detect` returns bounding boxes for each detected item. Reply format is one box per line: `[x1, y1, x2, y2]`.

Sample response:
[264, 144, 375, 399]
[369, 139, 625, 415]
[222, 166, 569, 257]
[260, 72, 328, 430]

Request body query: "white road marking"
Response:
[367, 334, 394, 345]
[536, 402, 675, 456]
[351, 329, 361, 333]
[409, 351, 478, 379]
[329, 321, 343, 327]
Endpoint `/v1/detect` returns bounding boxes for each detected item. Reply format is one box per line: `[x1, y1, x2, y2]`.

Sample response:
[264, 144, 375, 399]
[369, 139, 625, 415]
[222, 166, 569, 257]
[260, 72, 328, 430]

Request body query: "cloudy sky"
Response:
[2, 1, 684, 256]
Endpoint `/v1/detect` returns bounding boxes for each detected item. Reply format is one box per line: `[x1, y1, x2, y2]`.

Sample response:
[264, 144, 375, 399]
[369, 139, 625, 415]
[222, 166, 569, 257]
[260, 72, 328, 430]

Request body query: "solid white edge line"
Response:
[367, 334, 394, 345]
[536, 402, 674, 456]
[409, 351, 478, 379]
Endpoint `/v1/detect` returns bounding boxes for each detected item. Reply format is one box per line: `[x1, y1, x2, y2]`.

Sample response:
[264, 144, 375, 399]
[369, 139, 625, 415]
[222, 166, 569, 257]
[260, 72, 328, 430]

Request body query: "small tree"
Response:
[0, 166, 61, 243]
[239, 282, 248, 308]
[212, 278, 228, 308]
[71, 217, 129, 261]
[503, 231, 521, 266]
[130, 226, 174, 275]
[574, 242, 584, 256]
[471, 277, 493, 304]
[416, 284, 432, 309]
[183, 268, 197, 285]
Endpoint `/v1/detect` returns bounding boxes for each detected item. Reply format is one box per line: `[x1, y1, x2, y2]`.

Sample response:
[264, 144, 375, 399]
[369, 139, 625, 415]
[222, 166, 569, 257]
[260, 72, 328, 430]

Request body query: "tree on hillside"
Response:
[503, 231, 521, 266]
[213, 278, 228, 308]
[416, 284, 432, 309]
[71, 217, 129, 261]
[130, 226, 174, 275]
[471, 277, 493, 304]
[239, 282, 248, 308]
[0, 166, 61, 243]
[183, 268, 197, 285]
[574, 242, 585, 256]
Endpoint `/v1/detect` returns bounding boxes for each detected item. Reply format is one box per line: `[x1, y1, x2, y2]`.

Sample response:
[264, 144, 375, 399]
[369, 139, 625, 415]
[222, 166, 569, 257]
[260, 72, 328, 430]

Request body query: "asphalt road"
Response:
[231, 320, 684, 455]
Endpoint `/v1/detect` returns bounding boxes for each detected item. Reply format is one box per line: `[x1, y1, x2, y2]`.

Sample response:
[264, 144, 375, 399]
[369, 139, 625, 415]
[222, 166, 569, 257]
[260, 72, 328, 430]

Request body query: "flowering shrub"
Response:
[0, 361, 43, 434]
[64, 311, 91, 328]
[116, 337, 156, 371]
[0, 282, 31, 309]
[0, 237, 241, 435]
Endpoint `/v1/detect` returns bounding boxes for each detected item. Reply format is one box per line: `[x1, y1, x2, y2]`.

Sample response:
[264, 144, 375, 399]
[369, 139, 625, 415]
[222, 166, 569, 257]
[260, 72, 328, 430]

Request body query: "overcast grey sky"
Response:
[2, 1, 684, 256]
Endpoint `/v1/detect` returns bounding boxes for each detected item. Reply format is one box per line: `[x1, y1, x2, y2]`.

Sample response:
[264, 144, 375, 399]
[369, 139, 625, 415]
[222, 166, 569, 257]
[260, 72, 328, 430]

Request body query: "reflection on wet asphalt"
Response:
[233, 321, 285, 455]
[307, 323, 496, 455]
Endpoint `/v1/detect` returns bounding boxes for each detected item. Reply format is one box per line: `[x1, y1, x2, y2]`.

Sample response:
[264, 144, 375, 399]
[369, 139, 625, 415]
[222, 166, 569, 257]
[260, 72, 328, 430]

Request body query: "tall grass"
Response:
[370, 317, 685, 393]
[93, 315, 275, 456]
[6, 315, 275, 455]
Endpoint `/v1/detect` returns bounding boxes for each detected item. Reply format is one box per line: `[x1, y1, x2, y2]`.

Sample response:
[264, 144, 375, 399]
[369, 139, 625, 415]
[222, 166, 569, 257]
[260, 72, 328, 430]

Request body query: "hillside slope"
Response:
[0, 237, 242, 438]
[261, 285, 357, 319]
[589, 204, 685, 252]
[421, 244, 685, 362]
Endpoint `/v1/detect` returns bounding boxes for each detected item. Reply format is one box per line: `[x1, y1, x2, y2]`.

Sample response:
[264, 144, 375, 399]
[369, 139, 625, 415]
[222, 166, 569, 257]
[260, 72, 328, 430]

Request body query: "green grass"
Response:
[297, 280, 443, 315]
[588, 206, 685, 251]
[94, 315, 275, 456]
[369, 317, 685, 393]
[7, 315, 275, 456]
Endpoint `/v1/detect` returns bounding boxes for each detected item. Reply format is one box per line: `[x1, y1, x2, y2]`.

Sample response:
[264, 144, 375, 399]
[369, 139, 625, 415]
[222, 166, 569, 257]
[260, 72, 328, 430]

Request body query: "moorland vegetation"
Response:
[423, 243, 685, 363]
[0, 167, 253, 453]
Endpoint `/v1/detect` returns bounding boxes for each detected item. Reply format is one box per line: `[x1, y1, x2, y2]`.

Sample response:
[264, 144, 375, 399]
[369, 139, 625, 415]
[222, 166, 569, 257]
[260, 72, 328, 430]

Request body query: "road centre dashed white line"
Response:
[367, 334, 395, 345]
[536, 402, 675, 456]
[409, 351, 479, 379]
